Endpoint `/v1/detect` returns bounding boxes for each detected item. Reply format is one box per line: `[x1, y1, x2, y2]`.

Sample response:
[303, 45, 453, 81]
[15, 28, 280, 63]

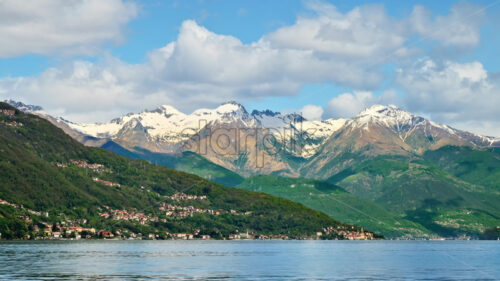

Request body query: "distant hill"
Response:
[237, 175, 429, 238]
[102, 141, 244, 187]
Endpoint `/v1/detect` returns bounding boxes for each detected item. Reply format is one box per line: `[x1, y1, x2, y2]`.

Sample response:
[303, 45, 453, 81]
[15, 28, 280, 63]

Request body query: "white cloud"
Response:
[0, 1, 492, 132]
[410, 3, 484, 48]
[324, 90, 399, 118]
[0, 19, 387, 122]
[325, 92, 378, 118]
[396, 59, 500, 136]
[300, 104, 324, 121]
[0, 0, 138, 57]
[265, 2, 410, 60]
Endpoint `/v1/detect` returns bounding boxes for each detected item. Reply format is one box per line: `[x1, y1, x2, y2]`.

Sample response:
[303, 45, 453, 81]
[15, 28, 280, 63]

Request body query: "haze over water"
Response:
[1, 240, 499, 280]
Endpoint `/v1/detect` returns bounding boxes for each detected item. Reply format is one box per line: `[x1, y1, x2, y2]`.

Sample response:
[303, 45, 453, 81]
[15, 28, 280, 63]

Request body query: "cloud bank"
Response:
[0, 1, 497, 136]
[0, 0, 138, 57]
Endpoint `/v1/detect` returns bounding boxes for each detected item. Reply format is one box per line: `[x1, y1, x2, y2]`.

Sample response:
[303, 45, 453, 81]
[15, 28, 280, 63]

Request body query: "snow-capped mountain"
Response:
[6, 100, 499, 177]
[5, 99, 44, 113]
[58, 101, 344, 156]
[302, 104, 500, 179]
[348, 105, 498, 148]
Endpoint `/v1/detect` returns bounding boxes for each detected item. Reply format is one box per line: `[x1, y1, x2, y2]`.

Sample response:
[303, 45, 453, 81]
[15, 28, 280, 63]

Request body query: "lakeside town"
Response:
[0, 195, 375, 241]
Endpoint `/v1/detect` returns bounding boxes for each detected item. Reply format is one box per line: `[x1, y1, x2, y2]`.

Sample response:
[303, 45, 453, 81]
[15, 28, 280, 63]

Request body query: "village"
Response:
[2, 158, 376, 241]
[2, 195, 375, 241]
[54, 160, 112, 174]
[54, 160, 122, 187]
[1, 108, 23, 127]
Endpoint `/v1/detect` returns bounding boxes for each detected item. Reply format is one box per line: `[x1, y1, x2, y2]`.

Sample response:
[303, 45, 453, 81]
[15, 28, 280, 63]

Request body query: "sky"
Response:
[0, 0, 499, 136]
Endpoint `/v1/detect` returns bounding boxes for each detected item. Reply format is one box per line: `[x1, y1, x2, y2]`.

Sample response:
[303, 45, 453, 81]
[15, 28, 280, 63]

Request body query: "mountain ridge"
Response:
[6, 100, 499, 177]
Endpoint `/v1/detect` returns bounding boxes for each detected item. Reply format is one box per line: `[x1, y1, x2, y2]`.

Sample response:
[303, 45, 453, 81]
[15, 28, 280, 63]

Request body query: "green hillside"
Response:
[423, 146, 500, 191]
[331, 157, 500, 237]
[237, 175, 429, 238]
[0, 102, 372, 240]
[102, 142, 244, 187]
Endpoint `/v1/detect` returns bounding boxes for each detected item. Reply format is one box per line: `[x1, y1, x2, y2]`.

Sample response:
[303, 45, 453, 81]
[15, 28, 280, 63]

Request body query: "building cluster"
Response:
[0, 198, 18, 208]
[323, 226, 375, 240]
[159, 203, 220, 218]
[0, 198, 48, 218]
[2, 120, 23, 127]
[70, 160, 110, 173]
[230, 209, 253, 216]
[227, 233, 290, 240]
[166, 229, 209, 240]
[40, 224, 97, 239]
[166, 192, 207, 201]
[164, 232, 289, 240]
[0, 109, 22, 126]
[100, 206, 157, 224]
[92, 177, 121, 187]
[53, 160, 110, 173]
[0, 109, 15, 116]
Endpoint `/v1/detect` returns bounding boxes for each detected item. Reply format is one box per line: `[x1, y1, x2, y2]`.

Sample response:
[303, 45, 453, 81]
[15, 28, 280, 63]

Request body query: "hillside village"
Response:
[2, 158, 376, 241]
[0, 196, 375, 240]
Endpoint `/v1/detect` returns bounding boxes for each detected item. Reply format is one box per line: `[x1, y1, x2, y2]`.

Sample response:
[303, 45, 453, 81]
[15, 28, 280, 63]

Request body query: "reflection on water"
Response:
[0, 240, 499, 280]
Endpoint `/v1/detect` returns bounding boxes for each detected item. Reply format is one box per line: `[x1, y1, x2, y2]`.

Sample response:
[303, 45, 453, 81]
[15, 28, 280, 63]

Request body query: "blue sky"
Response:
[0, 0, 499, 136]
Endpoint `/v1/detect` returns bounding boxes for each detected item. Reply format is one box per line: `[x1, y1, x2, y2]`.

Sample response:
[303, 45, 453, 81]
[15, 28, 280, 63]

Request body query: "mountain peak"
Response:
[251, 109, 280, 117]
[352, 104, 425, 131]
[151, 104, 185, 116]
[358, 104, 405, 117]
[4, 99, 43, 112]
[215, 101, 248, 114]
[356, 104, 416, 122]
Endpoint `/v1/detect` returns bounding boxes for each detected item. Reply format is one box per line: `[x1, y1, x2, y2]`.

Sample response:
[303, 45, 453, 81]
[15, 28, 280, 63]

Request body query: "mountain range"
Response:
[11, 100, 498, 176]
[0, 101, 374, 240]
[5, 99, 500, 239]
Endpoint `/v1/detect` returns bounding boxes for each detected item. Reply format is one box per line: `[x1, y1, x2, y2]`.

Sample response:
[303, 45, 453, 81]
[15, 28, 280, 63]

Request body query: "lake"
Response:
[0, 240, 499, 280]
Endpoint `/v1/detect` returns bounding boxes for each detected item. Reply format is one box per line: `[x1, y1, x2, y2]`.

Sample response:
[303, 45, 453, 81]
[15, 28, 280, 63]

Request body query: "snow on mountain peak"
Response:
[155, 105, 185, 116]
[358, 104, 407, 118]
[354, 104, 419, 127]
[215, 101, 247, 114]
[5, 99, 43, 112]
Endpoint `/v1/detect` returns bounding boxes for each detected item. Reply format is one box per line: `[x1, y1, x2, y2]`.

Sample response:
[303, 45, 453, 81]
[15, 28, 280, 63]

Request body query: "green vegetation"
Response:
[102, 142, 244, 187]
[332, 156, 500, 238]
[101, 140, 500, 239]
[424, 146, 500, 191]
[481, 227, 500, 240]
[237, 175, 429, 238]
[0, 102, 369, 240]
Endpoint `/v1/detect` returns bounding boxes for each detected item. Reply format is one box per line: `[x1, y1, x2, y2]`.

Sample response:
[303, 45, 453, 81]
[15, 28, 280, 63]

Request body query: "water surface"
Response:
[0, 240, 499, 280]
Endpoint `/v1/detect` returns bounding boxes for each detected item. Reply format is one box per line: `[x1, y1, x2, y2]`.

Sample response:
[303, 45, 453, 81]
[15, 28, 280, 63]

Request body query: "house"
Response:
[66, 226, 83, 233]
[52, 232, 61, 238]
[228, 234, 241, 240]
[173, 233, 194, 240]
[43, 228, 52, 236]
[200, 235, 211, 240]
[240, 232, 254, 240]
[0, 109, 15, 116]
[98, 230, 114, 238]
[83, 228, 96, 234]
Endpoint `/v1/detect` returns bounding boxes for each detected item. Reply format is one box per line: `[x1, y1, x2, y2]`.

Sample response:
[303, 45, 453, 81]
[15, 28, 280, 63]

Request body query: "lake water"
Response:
[0, 240, 499, 280]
